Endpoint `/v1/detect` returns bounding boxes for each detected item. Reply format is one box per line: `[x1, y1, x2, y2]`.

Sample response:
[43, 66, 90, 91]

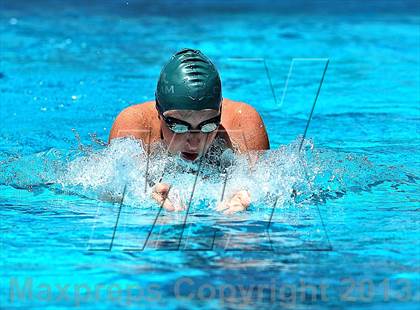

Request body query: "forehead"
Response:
[163, 109, 219, 121]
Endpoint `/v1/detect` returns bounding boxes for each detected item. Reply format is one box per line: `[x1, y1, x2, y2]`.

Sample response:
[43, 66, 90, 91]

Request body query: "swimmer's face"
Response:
[159, 109, 220, 161]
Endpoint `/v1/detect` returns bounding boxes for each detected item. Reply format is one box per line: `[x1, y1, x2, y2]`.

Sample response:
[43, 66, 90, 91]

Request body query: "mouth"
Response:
[180, 152, 199, 161]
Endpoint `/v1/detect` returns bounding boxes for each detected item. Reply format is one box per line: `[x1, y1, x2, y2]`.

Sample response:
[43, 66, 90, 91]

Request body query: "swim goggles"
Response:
[156, 101, 221, 134]
[160, 113, 221, 134]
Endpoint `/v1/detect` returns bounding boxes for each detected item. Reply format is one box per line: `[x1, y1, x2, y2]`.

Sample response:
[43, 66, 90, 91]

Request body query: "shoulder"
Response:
[222, 98, 252, 112]
[221, 98, 270, 151]
[115, 101, 156, 120]
[222, 99, 263, 123]
[221, 98, 266, 130]
[109, 101, 160, 142]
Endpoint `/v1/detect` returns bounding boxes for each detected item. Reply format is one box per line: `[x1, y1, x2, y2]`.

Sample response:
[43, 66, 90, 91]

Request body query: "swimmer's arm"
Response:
[227, 103, 269, 169]
[231, 102, 270, 153]
[108, 105, 151, 144]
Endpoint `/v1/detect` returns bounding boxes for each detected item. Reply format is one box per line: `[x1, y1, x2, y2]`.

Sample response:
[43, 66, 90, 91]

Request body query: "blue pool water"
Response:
[1, 0, 419, 309]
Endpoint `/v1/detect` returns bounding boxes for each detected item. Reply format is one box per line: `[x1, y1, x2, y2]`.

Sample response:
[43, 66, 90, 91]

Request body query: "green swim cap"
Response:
[155, 48, 222, 113]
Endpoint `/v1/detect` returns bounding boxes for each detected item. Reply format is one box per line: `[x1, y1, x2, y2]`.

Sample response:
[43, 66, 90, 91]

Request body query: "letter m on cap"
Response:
[162, 85, 174, 94]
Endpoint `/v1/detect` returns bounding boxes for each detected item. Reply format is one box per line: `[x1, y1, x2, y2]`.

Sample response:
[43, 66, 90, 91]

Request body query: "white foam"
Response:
[55, 137, 321, 210]
[1, 136, 387, 212]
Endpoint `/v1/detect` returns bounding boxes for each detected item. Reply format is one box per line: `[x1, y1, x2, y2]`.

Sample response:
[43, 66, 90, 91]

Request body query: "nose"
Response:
[186, 131, 203, 151]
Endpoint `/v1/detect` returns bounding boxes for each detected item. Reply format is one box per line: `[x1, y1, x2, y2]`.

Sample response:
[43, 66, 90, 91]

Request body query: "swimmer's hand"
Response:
[216, 190, 251, 214]
[151, 183, 185, 212]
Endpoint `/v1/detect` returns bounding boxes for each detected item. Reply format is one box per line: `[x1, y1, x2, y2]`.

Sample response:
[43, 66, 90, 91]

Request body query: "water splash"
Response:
[0, 137, 416, 211]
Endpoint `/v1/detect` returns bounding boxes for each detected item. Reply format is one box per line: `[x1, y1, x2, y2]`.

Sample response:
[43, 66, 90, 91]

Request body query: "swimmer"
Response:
[109, 48, 269, 213]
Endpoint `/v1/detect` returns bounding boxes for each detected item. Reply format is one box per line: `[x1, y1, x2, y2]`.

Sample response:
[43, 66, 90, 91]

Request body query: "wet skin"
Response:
[108, 98, 270, 213]
[109, 98, 269, 155]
